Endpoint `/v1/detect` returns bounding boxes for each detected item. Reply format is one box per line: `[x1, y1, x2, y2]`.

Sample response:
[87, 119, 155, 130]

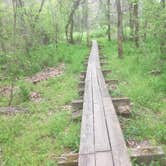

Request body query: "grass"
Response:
[99, 38, 166, 164]
[0, 42, 88, 165]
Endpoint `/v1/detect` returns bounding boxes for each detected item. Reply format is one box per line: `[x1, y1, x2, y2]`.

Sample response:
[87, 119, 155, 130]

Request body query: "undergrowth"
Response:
[99, 38, 166, 164]
[0, 42, 88, 165]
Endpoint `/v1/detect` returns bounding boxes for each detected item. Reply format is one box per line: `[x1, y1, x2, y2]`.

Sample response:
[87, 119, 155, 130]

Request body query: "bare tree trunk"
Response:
[70, 18, 74, 43]
[116, 0, 123, 58]
[48, 0, 58, 45]
[12, 0, 17, 52]
[55, 23, 58, 45]
[107, 0, 111, 41]
[8, 0, 17, 106]
[65, 0, 81, 43]
[133, 1, 139, 47]
[129, 2, 134, 40]
[85, 0, 90, 46]
[34, 0, 45, 22]
[14, 0, 31, 54]
[32, 0, 45, 29]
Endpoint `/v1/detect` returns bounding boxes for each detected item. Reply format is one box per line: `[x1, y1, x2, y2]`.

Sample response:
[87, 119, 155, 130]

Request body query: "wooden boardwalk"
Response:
[79, 41, 131, 166]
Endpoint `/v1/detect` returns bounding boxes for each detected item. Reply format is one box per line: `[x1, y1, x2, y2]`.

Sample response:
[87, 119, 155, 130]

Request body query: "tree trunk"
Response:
[48, 0, 58, 45]
[133, 1, 139, 47]
[65, 0, 81, 43]
[107, 0, 111, 41]
[85, 0, 90, 46]
[12, 0, 17, 52]
[34, 0, 45, 23]
[14, 0, 31, 54]
[116, 0, 123, 58]
[129, 2, 134, 40]
[70, 18, 74, 43]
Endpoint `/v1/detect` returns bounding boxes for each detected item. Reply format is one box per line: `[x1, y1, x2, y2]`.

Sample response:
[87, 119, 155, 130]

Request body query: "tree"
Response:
[65, 0, 81, 43]
[85, 0, 90, 46]
[133, 0, 139, 47]
[116, 0, 123, 57]
[107, 0, 111, 41]
[129, 1, 134, 40]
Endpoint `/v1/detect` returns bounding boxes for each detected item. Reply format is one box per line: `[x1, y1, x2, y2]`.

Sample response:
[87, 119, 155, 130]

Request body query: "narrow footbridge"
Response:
[79, 41, 132, 166]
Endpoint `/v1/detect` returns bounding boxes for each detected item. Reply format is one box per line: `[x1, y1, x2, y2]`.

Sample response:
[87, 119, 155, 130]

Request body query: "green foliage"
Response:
[19, 84, 30, 102]
[90, 26, 107, 38]
[0, 42, 88, 165]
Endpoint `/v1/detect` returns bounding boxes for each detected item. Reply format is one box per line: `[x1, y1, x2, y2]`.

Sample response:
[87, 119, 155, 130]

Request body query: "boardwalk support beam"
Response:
[78, 82, 85, 89]
[80, 71, 86, 78]
[112, 97, 131, 116]
[102, 69, 112, 75]
[58, 146, 165, 166]
[71, 99, 83, 110]
[130, 146, 165, 165]
[105, 79, 118, 85]
[72, 97, 131, 116]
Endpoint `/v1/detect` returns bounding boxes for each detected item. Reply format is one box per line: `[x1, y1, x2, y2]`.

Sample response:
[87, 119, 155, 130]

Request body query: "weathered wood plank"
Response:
[71, 99, 83, 110]
[91, 65, 110, 152]
[79, 154, 95, 166]
[96, 152, 114, 166]
[97, 69, 132, 166]
[130, 146, 165, 165]
[94, 40, 131, 166]
[79, 68, 95, 155]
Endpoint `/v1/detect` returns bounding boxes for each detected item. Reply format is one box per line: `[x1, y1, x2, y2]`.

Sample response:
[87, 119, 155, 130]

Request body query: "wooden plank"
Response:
[112, 97, 130, 106]
[71, 99, 83, 110]
[96, 152, 114, 166]
[130, 146, 165, 165]
[97, 67, 132, 166]
[79, 43, 96, 166]
[92, 40, 131, 166]
[79, 154, 95, 166]
[91, 41, 114, 165]
[79, 67, 94, 155]
[91, 65, 110, 152]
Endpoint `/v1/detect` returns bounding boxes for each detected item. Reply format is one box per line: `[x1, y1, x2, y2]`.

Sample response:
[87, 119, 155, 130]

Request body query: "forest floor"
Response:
[0, 43, 88, 165]
[0, 39, 166, 165]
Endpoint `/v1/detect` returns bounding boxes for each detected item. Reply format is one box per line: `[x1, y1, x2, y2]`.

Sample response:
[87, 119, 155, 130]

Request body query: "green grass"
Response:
[0, 42, 88, 165]
[99, 38, 166, 164]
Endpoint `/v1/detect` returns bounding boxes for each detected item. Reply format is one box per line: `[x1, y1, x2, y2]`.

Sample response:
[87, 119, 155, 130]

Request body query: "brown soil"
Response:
[0, 107, 28, 115]
[29, 91, 42, 103]
[26, 63, 65, 84]
[0, 86, 12, 97]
